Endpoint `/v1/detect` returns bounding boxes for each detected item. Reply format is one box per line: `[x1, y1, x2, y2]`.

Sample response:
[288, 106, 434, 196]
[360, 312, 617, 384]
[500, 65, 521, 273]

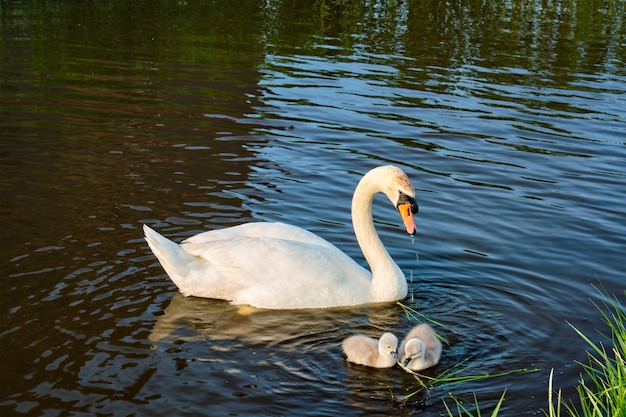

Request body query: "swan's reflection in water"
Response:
[149, 293, 430, 414]
[150, 292, 404, 347]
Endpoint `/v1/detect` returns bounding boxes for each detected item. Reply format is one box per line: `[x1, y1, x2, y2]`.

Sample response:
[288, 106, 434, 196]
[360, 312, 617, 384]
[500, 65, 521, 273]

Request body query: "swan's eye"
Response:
[397, 192, 419, 214]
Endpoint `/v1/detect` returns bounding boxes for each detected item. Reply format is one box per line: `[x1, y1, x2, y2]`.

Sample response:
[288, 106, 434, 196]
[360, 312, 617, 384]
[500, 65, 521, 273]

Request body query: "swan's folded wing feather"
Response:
[180, 236, 372, 309]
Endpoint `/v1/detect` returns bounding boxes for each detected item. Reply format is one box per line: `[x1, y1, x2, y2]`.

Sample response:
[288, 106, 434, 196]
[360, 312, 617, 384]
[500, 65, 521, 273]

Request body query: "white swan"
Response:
[143, 165, 418, 309]
[342, 332, 399, 368]
[398, 323, 442, 371]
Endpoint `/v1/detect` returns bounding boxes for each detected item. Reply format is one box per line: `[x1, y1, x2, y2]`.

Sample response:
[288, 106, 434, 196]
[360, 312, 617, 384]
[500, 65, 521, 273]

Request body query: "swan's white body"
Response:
[342, 332, 399, 368]
[398, 323, 442, 371]
[143, 165, 418, 309]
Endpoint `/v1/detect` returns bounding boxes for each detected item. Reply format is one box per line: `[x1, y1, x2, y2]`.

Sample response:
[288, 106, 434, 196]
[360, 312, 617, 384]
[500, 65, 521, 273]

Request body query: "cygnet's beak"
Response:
[390, 351, 398, 361]
[398, 202, 417, 236]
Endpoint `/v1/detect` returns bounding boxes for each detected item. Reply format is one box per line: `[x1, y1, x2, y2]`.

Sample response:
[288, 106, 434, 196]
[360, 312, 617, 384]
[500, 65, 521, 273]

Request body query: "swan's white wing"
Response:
[183, 222, 339, 252]
[181, 235, 372, 309]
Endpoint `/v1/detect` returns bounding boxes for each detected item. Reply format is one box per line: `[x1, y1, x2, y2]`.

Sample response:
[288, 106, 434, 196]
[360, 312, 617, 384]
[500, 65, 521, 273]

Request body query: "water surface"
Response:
[1, 1, 625, 415]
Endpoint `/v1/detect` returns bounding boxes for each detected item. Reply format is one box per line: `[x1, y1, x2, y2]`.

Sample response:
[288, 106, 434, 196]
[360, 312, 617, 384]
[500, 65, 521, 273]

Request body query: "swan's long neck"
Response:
[351, 173, 407, 302]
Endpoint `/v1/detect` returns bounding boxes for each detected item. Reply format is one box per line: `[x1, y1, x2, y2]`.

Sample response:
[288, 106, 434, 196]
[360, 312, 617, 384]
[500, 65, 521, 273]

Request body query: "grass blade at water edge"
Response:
[545, 285, 625, 417]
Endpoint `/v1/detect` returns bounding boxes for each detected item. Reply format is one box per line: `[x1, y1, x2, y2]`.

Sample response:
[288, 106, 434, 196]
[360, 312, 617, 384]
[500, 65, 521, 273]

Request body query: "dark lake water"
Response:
[1, 1, 625, 415]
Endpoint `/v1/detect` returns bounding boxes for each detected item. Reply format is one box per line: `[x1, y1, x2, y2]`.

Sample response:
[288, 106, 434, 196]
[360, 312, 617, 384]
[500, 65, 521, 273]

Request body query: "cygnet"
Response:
[342, 332, 398, 368]
[398, 323, 442, 371]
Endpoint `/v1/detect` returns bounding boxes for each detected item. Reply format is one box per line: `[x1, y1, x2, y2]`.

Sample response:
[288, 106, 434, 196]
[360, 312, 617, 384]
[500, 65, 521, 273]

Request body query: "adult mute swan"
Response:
[342, 332, 399, 368]
[398, 323, 442, 371]
[143, 165, 418, 309]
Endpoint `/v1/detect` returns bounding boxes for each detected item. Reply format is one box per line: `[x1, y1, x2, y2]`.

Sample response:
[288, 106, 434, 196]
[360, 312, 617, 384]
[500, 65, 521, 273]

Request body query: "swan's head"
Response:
[372, 165, 419, 235]
[397, 191, 418, 236]
[402, 338, 425, 365]
[378, 332, 399, 360]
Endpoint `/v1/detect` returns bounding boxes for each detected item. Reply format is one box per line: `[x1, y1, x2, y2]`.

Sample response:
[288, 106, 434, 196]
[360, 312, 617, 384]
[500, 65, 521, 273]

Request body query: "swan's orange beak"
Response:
[398, 203, 417, 236]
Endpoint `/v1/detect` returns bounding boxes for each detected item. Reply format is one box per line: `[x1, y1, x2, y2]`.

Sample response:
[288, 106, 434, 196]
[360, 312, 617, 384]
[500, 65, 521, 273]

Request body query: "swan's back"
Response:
[183, 222, 339, 251]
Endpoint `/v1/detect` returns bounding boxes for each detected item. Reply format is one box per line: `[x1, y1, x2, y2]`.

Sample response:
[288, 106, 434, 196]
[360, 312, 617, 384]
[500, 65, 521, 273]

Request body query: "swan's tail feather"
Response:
[143, 224, 197, 289]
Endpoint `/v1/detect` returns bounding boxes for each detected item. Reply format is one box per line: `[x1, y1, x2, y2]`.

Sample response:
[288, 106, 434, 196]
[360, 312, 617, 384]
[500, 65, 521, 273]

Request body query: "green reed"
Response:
[398, 283, 625, 416]
[395, 302, 538, 406]
[443, 391, 506, 417]
[395, 355, 535, 403]
[546, 285, 625, 417]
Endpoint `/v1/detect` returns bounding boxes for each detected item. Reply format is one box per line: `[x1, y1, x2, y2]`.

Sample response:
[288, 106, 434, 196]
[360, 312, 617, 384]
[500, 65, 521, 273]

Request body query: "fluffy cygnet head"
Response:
[402, 338, 425, 365]
[378, 332, 399, 361]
